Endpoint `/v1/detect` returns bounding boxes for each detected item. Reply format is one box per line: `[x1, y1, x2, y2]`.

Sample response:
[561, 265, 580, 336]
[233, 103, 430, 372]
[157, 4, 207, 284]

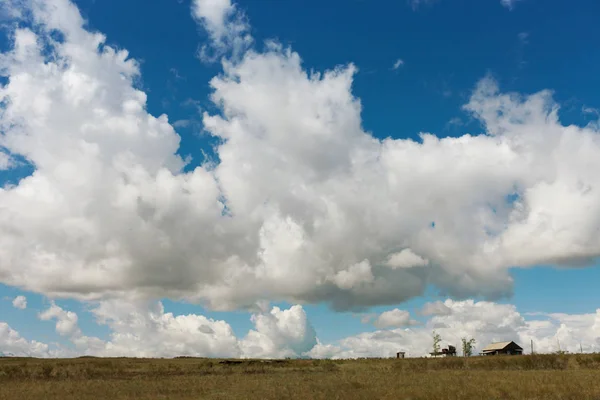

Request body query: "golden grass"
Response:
[2, 354, 600, 399]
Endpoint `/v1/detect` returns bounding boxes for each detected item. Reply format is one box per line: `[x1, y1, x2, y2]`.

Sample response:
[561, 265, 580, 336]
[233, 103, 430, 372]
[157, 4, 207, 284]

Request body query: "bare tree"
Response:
[432, 330, 441, 356]
[461, 337, 476, 357]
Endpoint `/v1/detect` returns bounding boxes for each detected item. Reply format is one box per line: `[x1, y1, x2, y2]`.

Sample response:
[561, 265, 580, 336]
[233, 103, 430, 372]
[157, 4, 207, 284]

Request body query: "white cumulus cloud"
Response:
[0, 0, 600, 315]
[373, 308, 417, 329]
[39, 302, 81, 337]
[12, 295, 27, 309]
[385, 249, 429, 269]
[330, 260, 374, 290]
[0, 151, 17, 170]
[88, 299, 241, 358]
[420, 300, 452, 316]
[191, 0, 251, 61]
[0, 322, 51, 357]
[4, 299, 600, 359]
[309, 299, 600, 359]
[30, 301, 315, 359]
[241, 305, 317, 358]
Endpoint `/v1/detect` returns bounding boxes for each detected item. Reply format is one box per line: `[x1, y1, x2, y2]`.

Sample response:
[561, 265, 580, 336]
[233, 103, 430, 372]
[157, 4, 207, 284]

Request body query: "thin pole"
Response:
[531, 339, 533, 355]
[580, 343, 583, 354]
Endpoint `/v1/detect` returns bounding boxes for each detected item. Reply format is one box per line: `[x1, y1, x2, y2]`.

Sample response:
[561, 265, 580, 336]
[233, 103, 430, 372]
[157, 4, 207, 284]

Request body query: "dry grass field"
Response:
[2, 354, 600, 400]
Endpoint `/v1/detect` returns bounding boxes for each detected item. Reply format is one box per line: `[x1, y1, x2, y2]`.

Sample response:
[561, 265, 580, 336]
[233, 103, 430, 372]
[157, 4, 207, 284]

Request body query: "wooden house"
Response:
[480, 341, 523, 356]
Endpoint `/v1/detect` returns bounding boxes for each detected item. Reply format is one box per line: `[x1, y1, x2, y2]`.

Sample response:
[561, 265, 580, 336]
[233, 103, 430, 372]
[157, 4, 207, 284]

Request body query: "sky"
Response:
[1, 0, 600, 358]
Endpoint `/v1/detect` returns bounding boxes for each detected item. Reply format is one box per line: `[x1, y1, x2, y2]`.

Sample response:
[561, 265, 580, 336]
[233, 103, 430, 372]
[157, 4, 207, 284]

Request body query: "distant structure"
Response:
[396, 351, 405, 359]
[430, 345, 457, 358]
[480, 341, 523, 356]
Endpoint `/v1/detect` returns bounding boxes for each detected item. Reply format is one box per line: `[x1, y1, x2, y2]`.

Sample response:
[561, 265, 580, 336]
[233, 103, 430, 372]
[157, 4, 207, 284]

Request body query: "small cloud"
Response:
[392, 59, 405, 70]
[359, 68, 377, 76]
[409, 0, 438, 11]
[39, 302, 80, 337]
[582, 106, 599, 116]
[518, 32, 529, 44]
[182, 98, 203, 114]
[173, 119, 192, 128]
[373, 309, 418, 329]
[523, 311, 548, 317]
[169, 68, 185, 81]
[0, 149, 18, 170]
[515, 32, 529, 69]
[12, 295, 27, 310]
[359, 313, 376, 324]
[425, 79, 453, 98]
[330, 260, 374, 290]
[501, 0, 522, 10]
[420, 301, 452, 316]
[384, 249, 428, 269]
[191, 0, 253, 63]
[445, 117, 463, 130]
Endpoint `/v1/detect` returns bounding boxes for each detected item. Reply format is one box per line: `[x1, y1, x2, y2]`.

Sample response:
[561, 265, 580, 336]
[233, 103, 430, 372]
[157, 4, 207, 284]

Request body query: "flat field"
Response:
[2, 354, 600, 400]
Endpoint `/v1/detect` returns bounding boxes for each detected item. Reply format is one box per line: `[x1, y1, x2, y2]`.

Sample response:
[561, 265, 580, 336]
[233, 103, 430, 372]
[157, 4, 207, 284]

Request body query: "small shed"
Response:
[396, 351, 405, 359]
[480, 341, 523, 356]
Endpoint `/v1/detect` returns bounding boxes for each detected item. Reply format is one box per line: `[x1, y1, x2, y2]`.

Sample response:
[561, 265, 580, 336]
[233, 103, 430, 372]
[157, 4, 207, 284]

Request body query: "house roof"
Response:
[481, 341, 522, 352]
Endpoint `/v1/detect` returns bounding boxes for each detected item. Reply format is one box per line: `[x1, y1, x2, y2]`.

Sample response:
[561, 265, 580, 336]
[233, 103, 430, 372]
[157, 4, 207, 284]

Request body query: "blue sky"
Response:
[68, 0, 600, 139]
[1, 0, 600, 358]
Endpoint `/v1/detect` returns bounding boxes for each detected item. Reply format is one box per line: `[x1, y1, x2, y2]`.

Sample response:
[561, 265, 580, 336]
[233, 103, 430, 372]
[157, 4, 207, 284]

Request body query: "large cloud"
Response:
[2, 301, 315, 359]
[3, 299, 598, 358]
[309, 300, 600, 359]
[240, 305, 317, 358]
[86, 300, 242, 358]
[0, 0, 599, 313]
[0, 322, 52, 357]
